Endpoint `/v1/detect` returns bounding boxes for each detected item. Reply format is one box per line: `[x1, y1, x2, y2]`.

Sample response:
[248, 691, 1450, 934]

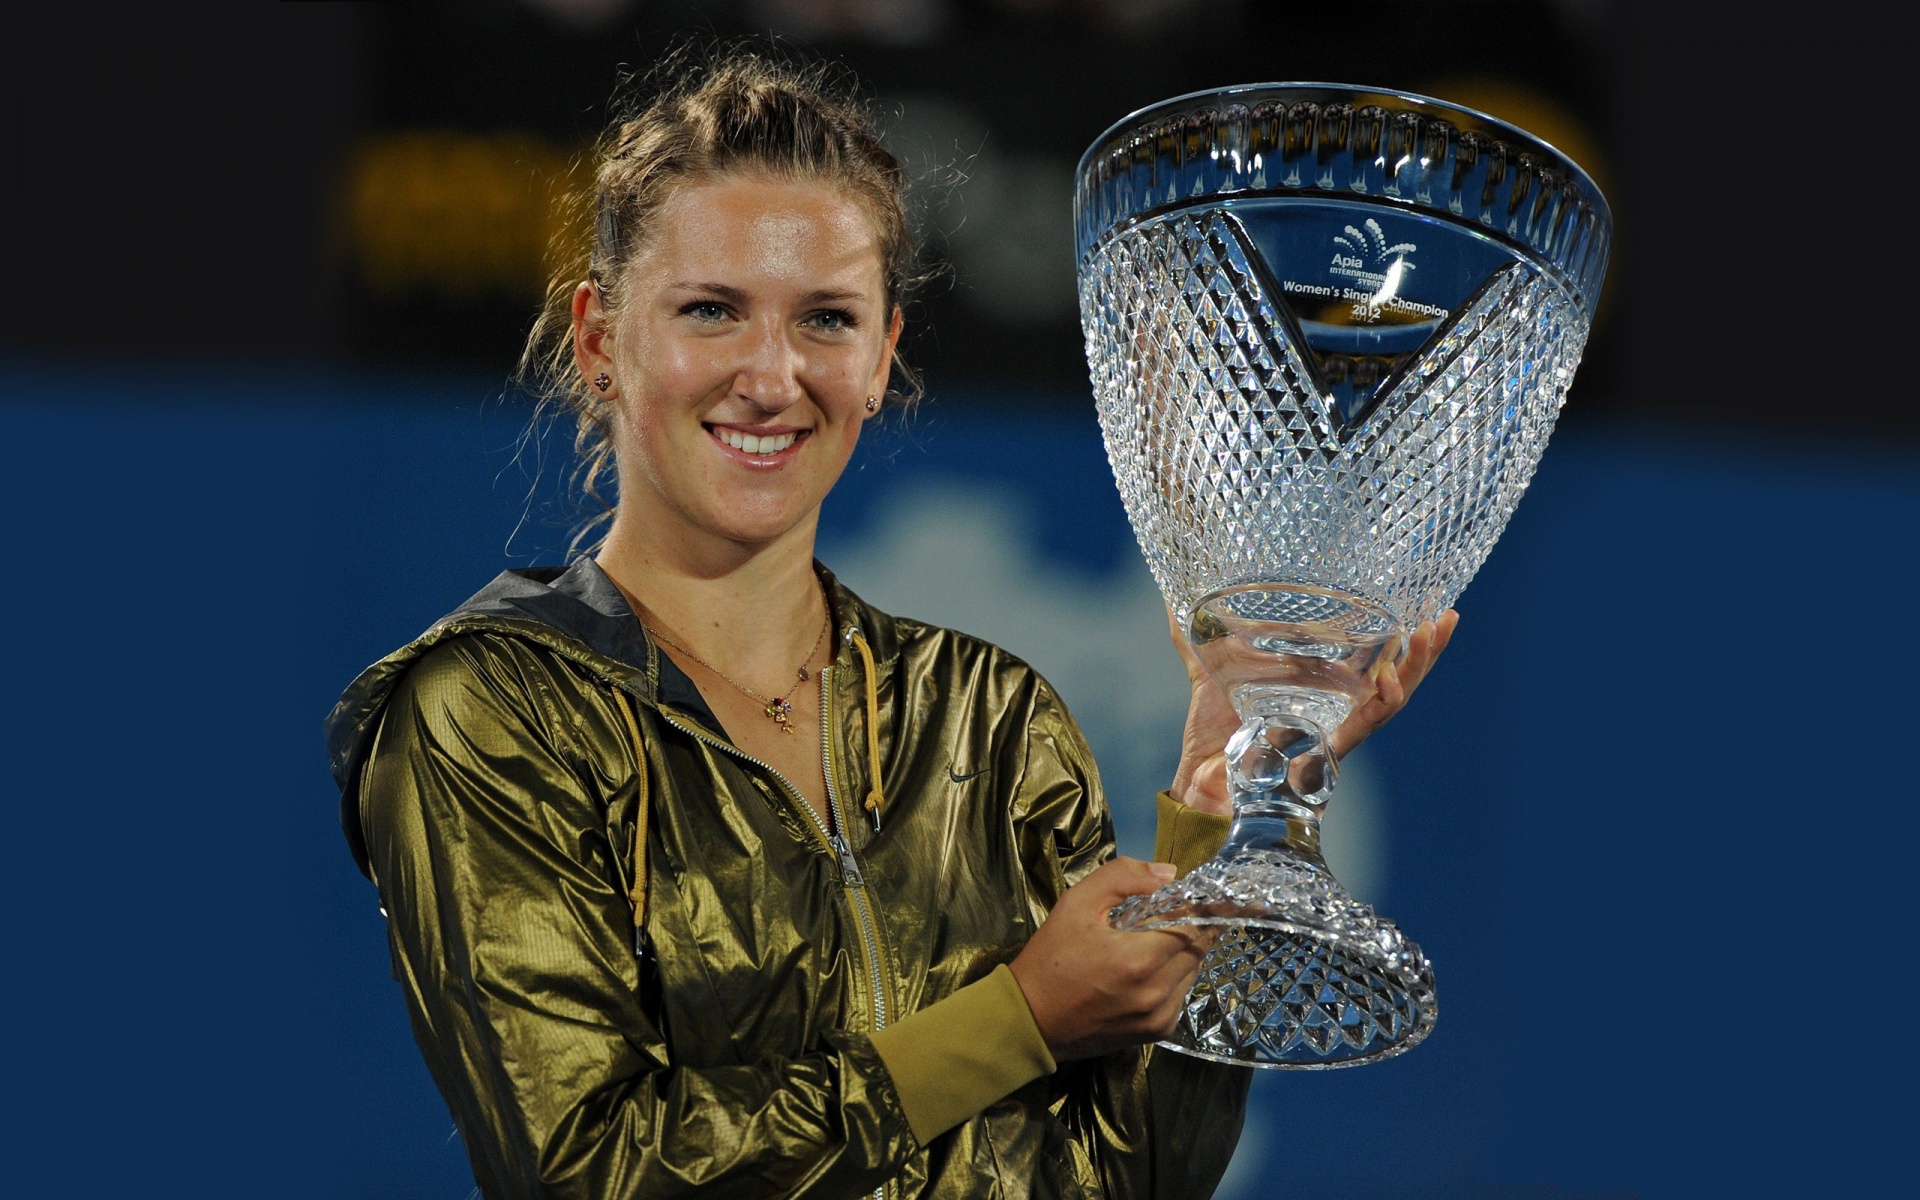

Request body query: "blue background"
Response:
[1, 363, 1912, 1197]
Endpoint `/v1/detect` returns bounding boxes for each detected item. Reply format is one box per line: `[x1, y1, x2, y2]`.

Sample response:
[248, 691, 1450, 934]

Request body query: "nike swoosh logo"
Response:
[947, 763, 989, 783]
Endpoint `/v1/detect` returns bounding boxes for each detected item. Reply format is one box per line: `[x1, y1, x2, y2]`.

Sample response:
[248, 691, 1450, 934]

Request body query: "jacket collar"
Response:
[491, 555, 903, 675]
[819, 562, 902, 670]
[326, 556, 898, 850]
[445, 557, 719, 727]
[499, 557, 903, 703]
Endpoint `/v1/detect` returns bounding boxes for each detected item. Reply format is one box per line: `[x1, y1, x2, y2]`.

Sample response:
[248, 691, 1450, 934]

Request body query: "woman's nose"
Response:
[732, 319, 805, 412]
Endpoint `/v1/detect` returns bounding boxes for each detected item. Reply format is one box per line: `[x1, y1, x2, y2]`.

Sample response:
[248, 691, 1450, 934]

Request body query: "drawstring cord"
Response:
[849, 628, 886, 827]
[610, 689, 651, 944]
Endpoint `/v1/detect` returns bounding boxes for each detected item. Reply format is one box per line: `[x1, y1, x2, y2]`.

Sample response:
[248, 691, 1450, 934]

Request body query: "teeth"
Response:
[716, 428, 797, 455]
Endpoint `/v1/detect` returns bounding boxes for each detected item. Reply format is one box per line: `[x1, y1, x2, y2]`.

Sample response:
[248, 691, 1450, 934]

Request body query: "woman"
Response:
[325, 50, 1452, 1200]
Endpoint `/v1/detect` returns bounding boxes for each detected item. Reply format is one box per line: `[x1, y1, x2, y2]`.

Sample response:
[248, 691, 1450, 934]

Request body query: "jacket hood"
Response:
[325, 557, 896, 877]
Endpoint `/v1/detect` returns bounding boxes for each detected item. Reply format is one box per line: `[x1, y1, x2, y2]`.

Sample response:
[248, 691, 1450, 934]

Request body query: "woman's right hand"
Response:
[1169, 605, 1458, 814]
[1007, 857, 1211, 1062]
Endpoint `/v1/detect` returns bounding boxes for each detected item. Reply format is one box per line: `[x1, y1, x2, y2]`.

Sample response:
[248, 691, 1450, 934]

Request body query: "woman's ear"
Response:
[571, 282, 614, 389]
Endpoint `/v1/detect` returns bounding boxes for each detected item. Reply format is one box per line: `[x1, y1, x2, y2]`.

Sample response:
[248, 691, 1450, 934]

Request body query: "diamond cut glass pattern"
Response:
[1076, 85, 1609, 1069]
[1175, 927, 1434, 1067]
[1083, 208, 1585, 630]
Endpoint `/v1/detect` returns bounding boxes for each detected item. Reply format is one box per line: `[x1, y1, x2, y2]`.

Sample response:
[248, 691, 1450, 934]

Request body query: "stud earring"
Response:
[593, 373, 611, 392]
[864, 395, 879, 412]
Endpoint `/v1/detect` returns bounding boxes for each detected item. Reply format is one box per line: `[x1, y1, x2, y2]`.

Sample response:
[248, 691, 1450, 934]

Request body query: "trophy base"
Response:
[1112, 848, 1436, 1068]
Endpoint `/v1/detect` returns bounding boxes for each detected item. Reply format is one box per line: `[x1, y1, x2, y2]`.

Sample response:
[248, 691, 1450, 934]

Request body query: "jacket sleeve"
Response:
[358, 640, 917, 1200]
[1011, 677, 1254, 1200]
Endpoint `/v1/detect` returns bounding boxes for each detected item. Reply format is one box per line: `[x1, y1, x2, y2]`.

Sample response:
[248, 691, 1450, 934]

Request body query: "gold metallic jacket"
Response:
[327, 559, 1248, 1199]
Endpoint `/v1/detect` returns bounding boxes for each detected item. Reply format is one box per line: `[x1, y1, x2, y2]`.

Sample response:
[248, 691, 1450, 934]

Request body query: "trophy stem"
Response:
[1111, 693, 1437, 1068]
[1222, 694, 1339, 853]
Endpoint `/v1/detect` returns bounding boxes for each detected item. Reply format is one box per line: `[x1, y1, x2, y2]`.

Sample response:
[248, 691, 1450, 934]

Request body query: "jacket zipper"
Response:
[658, 704, 831, 837]
[819, 666, 891, 1032]
[819, 664, 893, 1200]
[656, 701, 891, 1025]
[656, 698, 896, 1163]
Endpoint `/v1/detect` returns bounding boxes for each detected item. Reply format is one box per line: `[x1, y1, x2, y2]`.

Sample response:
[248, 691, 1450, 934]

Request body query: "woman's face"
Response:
[579, 174, 901, 550]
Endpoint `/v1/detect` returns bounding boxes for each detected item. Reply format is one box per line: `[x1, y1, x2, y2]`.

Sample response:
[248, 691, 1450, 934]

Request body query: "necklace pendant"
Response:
[766, 698, 794, 731]
[797, 666, 809, 682]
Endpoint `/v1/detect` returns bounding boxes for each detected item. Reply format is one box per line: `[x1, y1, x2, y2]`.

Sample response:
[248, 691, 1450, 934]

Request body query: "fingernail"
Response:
[1149, 862, 1176, 881]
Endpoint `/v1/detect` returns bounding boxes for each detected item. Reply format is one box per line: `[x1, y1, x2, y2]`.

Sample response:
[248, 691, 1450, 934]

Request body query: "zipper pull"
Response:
[828, 832, 866, 887]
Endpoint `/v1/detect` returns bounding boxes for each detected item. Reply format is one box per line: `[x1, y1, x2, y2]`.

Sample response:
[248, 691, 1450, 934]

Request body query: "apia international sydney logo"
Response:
[1329, 219, 1417, 295]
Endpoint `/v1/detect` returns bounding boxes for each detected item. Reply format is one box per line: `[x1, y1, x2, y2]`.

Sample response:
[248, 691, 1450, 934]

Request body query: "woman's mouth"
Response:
[705, 423, 807, 466]
[713, 427, 797, 455]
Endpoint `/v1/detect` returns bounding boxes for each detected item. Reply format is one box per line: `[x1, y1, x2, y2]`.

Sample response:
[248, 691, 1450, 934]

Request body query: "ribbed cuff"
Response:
[1154, 791, 1232, 877]
[868, 964, 1056, 1144]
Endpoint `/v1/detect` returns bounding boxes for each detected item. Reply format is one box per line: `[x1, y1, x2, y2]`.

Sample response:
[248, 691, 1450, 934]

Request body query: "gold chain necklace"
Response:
[643, 598, 830, 735]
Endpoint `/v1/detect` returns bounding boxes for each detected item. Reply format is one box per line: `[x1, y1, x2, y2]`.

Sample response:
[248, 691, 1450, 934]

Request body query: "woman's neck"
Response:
[594, 506, 829, 688]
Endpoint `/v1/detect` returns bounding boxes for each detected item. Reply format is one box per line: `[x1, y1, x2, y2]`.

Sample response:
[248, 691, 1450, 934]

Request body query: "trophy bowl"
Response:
[1076, 84, 1611, 1068]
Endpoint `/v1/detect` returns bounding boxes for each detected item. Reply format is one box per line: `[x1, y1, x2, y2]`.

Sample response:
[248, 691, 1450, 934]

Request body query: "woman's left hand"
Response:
[1167, 608, 1459, 816]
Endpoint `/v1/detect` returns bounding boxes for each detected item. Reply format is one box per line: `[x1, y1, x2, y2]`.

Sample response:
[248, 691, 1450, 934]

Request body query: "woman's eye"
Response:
[807, 309, 857, 332]
[681, 301, 730, 322]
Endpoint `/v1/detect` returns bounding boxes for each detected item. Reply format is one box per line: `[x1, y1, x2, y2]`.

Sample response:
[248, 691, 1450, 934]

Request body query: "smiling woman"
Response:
[578, 177, 899, 571]
[519, 49, 923, 565]
[322, 44, 1447, 1200]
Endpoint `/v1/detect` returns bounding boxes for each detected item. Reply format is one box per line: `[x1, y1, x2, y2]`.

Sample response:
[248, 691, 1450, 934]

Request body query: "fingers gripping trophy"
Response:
[1076, 85, 1611, 1067]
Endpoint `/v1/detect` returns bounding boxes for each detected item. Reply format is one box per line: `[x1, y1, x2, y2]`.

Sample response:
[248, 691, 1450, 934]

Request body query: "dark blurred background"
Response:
[4, 0, 1900, 439]
[0, 3, 1912, 1198]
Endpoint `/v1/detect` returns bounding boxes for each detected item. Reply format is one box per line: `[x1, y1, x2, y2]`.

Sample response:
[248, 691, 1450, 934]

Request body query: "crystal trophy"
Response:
[1077, 85, 1610, 1067]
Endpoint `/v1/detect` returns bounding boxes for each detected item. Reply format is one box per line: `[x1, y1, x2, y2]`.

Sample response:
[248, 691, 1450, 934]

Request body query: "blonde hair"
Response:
[520, 44, 925, 555]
